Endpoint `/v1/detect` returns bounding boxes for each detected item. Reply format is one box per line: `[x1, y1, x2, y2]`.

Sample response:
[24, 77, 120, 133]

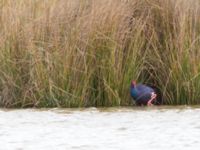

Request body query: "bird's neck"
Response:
[131, 83, 136, 88]
[131, 86, 138, 98]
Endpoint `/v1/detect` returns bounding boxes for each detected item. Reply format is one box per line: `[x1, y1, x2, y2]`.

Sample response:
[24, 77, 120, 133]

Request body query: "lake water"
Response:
[1, 106, 200, 150]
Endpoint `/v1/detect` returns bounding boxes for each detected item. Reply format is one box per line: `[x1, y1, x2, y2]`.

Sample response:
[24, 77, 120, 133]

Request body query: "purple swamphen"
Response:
[130, 80, 157, 106]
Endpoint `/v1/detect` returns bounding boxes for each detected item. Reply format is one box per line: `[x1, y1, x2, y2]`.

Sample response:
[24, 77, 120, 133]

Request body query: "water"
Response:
[1, 106, 200, 150]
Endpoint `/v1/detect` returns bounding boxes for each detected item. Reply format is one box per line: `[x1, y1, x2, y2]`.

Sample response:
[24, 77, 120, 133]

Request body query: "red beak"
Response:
[131, 80, 136, 86]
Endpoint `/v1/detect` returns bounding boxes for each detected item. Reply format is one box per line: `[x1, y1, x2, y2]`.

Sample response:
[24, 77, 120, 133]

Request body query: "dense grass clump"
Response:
[0, 0, 200, 107]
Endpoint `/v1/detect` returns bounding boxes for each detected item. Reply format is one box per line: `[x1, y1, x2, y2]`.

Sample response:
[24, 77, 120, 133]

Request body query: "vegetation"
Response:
[0, 0, 200, 107]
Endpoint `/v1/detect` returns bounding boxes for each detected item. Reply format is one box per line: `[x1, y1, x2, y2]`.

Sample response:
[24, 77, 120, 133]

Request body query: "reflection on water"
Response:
[0, 106, 200, 150]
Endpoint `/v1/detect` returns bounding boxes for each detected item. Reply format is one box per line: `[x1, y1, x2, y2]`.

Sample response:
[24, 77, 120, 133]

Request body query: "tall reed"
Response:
[0, 0, 200, 107]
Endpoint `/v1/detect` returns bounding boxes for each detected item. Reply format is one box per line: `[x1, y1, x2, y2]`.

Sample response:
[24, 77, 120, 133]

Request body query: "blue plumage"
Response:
[130, 80, 156, 105]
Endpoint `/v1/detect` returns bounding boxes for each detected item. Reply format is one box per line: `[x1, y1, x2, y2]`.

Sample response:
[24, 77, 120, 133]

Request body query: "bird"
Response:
[130, 80, 157, 106]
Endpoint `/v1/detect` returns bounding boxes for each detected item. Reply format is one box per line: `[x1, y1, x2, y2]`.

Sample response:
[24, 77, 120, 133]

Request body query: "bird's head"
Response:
[131, 80, 136, 88]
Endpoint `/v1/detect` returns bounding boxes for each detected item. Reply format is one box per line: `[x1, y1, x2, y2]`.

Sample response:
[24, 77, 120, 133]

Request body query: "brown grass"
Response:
[0, 0, 200, 107]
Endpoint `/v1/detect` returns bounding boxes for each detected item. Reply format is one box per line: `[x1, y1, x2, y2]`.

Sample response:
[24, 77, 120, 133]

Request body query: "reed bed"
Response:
[0, 0, 200, 107]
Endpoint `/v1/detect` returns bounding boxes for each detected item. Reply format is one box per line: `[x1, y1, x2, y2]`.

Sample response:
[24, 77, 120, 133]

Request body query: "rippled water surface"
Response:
[1, 106, 200, 150]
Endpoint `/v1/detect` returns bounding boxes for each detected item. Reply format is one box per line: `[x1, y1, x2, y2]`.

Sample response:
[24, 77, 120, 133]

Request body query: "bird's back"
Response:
[136, 84, 154, 94]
